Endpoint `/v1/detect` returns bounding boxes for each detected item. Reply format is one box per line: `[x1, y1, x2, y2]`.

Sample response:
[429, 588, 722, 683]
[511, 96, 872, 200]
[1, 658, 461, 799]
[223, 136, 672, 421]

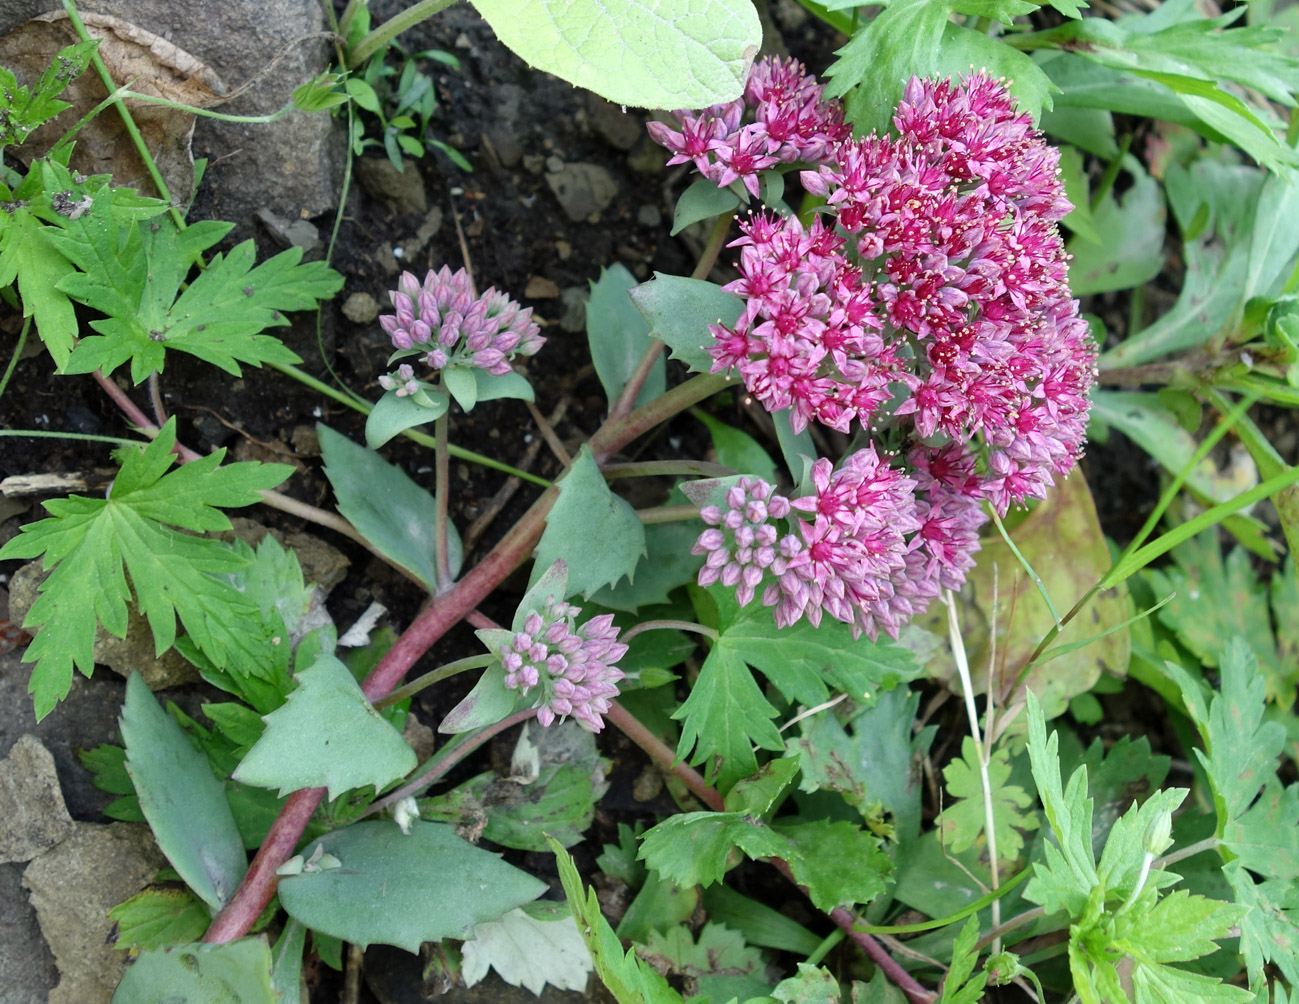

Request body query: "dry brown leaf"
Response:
[0, 11, 227, 199]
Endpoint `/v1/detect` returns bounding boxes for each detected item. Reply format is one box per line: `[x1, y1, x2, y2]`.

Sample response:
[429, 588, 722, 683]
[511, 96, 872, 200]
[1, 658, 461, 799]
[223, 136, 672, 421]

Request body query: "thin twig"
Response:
[524, 399, 571, 467]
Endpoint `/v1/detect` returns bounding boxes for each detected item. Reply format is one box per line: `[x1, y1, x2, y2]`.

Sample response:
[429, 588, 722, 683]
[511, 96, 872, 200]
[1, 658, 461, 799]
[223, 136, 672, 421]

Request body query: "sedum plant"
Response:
[2, 2, 1299, 1002]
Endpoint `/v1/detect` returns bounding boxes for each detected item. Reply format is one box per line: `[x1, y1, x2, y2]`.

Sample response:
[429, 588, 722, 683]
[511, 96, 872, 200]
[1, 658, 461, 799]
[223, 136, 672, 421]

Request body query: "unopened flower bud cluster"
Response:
[497, 597, 627, 733]
[377, 266, 544, 394]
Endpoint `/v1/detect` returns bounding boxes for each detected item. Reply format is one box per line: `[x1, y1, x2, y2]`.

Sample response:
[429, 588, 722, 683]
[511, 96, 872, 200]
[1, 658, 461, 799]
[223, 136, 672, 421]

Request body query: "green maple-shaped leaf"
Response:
[0, 419, 293, 718]
[637, 811, 792, 889]
[1199, 639, 1287, 822]
[940, 736, 1040, 865]
[233, 652, 417, 800]
[673, 645, 783, 792]
[640, 922, 768, 1004]
[51, 204, 342, 383]
[1226, 860, 1299, 986]
[1114, 889, 1248, 965]
[776, 819, 892, 912]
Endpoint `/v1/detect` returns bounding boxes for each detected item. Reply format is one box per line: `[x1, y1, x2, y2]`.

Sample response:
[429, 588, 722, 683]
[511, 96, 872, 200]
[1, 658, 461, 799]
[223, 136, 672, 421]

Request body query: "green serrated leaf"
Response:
[772, 963, 840, 1004]
[637, 811, 791, 888]
[120, 674, 247, 911]
[0, 208, 78, 369]
[589, 518, 704, 613]
[938, 918, 987, 1004]
[673, 644, 784, 793]
[0, 420, 291, 718]
[1024, 691, 1097, 913]
[462, 905, 594, 994]
[629, 272, 743, 375]
[233, 652, 416, 799]
[108, 887, 211, 951]
[318, 423, 462, 590]
[279, 821, 546, 951]
[588, 263, 664, 410]
[1226, 859, 1299, 986]
[777, 819, 892, 911]
[57, 209, 339, 381]
[110, 938, 276, 1004]
[468, 0, 760, 110]
[530, 444, 646, 599]
[793, 687, 933, 842]
[940, 736, 1040, 866]
[640, 922, 769, 1004]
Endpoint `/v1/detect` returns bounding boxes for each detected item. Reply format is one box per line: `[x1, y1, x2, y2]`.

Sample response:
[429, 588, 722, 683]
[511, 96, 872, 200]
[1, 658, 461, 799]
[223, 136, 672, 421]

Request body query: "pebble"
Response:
[355, 156, 427, 214]
[524, 276, 560, 299]
[342, 292, 380, 324]
[636, 204, 661, 228]
[545, 162, 618, 223]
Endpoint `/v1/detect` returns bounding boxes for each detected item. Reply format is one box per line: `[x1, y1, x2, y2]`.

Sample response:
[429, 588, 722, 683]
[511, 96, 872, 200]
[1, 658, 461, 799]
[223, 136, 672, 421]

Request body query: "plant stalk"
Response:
[433, 409, 453, 591]
[348, 0, 460, 66]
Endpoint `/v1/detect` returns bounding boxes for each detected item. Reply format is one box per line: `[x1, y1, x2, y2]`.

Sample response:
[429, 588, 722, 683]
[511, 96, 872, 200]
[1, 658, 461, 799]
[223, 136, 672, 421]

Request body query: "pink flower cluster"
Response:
[709, 71, 1095, 517]
[378, 266, 544, 384]
[693, 447, 985, 640]
[647, 57, 849, 198]
[497, 597, 627, 732]
[672, 68, 1096, 637]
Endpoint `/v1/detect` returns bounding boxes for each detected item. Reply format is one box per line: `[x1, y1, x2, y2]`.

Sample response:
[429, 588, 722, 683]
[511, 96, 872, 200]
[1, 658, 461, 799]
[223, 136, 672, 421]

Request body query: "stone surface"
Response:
[0, 651, 124, 821]
[545, 163, 618, 223]
[0, 0, 342, 237]
[22, 821, 165, 1004]
[255, 208, 322, 254]
[0, 735, 74, 863]
[356, 156, 429, 214]
[8, 561, 200, 692]
[559, 287, 587, 333]
[586, 94, 642, 151]
[0, 861, 57, 1004]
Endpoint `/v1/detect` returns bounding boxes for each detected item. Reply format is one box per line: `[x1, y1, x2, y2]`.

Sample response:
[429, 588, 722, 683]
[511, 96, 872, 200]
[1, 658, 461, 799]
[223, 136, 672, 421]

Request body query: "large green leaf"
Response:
[233, 652, 416, 800]
[530, 444, 645, 598]
[111, 938, 276, 1004]
[469, 0, 760, 110]
[318, 423, 462, 590]
[629, 273, 742, 375]
[120, 674, 247, 912]
[279, 821, 547, 951]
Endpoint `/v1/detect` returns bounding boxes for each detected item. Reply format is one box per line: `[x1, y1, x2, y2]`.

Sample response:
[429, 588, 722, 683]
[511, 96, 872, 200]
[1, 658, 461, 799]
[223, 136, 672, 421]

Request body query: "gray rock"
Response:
[8, 561, 201, 692]
[0, 735, 74, 863]
[545, 163, 618, 223]
[586, 94, 642, 151]
[0, 862, 57, 1004]
[0, 0, 342, 239]
[342, 292, 381, 325]
[255, 208, 322, 255]
[22, 822, 165, 1004]
[636, 204, 661, 229]
[559, 286, 587, 334]
[0, 651, 124, 821]
[356, 156, 428, 214]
